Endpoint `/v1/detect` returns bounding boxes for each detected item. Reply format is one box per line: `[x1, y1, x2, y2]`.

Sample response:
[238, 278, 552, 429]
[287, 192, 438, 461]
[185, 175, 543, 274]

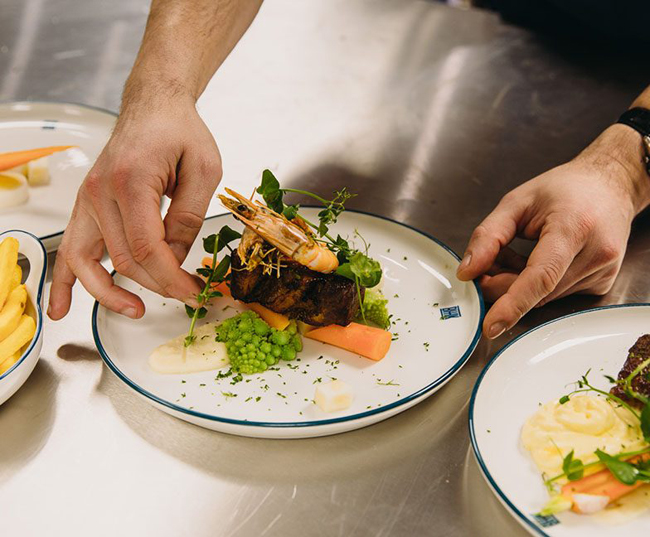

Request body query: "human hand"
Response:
[48, 95, 222, 320]
[457, 125, 650, 339]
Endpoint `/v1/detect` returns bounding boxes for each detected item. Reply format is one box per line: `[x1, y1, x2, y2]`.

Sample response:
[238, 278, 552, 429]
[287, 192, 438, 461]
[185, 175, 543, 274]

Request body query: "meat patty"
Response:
[610, 334, 650, 407]
[229, 251, 362, 326]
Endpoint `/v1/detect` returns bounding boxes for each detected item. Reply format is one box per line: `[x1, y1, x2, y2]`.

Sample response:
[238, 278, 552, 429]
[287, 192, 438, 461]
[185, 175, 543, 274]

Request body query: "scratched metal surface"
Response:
[1, 1, 649, 536]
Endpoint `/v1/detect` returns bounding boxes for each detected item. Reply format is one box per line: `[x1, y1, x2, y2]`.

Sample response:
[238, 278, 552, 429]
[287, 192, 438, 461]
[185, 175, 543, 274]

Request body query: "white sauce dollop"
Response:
[149, 322, 229, 374]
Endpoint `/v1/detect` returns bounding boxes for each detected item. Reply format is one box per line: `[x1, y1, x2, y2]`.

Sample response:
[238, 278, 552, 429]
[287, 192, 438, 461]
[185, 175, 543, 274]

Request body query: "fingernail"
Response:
[123, 307, 138, 319]
[487, 322, 506, 339]
[185, 296, 199, 309]
[458, 253, 471, 273]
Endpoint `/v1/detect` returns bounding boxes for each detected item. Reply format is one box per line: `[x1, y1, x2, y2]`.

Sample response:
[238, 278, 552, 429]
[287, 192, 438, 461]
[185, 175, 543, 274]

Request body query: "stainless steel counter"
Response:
[1, 1, 649, 536]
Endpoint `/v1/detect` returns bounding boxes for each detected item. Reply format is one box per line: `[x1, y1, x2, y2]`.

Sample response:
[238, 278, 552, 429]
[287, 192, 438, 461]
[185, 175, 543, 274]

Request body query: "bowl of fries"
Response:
[0, 230, 46, 405]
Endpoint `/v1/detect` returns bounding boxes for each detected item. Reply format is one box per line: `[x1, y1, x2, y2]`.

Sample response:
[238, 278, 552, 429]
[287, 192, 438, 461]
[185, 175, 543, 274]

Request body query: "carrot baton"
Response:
[0, 146, 76, 172]
[561, 453, 650, 513]
[305, 322, 392, 361]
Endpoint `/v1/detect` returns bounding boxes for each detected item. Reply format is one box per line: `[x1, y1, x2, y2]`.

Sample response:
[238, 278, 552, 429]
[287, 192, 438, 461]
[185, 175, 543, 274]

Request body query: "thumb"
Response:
[164, 150, 222, 262]
[457, 196, 525, 281]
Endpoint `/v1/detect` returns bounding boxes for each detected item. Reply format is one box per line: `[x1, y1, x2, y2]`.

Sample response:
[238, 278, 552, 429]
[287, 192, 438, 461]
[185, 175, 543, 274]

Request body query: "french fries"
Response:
[0, 350, 21, 375]
[0, 237, 36, 375]
[0, 285, 27, 341]
[0, 312, 35, 365]
[0, 237, 19, 309]
[12, 265, 21, 289]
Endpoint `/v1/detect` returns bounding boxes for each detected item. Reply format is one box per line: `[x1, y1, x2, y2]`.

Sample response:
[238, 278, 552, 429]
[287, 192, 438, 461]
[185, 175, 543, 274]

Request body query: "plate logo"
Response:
[532, 513, 560, 528]
[440, 305, 461, 320]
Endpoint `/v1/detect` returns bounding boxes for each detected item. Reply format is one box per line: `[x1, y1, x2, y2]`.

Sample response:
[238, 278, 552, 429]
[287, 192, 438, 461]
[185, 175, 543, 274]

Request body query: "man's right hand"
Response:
[48, 95, 222, 320]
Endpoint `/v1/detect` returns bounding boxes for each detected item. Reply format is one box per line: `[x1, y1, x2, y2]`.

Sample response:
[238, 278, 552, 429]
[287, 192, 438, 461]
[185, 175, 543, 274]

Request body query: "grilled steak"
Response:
[610, 334, 650, 407]
[230, 252, 362, 326]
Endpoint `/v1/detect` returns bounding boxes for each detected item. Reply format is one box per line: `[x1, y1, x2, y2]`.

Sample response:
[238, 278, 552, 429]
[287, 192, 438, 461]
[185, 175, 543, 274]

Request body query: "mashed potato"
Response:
[521, 395, 646, 477]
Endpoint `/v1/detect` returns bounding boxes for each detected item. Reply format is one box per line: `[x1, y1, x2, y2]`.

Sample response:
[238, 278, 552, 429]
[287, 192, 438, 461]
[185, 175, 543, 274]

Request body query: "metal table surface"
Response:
[1, 1, 649, 536]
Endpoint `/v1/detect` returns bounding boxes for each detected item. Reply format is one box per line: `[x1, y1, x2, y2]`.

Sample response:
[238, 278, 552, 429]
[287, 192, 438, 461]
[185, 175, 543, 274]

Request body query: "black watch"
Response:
[616, 107, 650, 176]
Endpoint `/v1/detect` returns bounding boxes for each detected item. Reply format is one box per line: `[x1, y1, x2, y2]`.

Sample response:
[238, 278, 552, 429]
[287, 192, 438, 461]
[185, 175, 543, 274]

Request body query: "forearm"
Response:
[122, 0, 263, 112]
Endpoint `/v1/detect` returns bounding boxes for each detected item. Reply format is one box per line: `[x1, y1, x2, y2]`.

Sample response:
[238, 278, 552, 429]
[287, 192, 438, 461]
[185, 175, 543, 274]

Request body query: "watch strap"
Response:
[617, 107, 650, 176]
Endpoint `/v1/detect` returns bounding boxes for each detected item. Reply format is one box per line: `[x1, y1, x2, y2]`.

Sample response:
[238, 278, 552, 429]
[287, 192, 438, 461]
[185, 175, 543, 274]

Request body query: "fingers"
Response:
[536, 242, 622, 306]
[457, 195, 526, 281]
[72, 251, 145, 319]
[479, 272, 518, 303]
[114, 177, 201, 304]
[483, 225, 584, 338]
[48, 245, 77, 320]
[163, 150, 221, 263]
[94, 197, 170, 297]
[52, 213, 145, 319]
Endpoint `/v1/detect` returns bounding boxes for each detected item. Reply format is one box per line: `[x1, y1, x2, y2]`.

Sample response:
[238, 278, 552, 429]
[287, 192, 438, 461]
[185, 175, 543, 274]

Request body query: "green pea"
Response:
[253, 319, 270, 336]
[272, 331, 290, 346]
[281, 346, 296, 361]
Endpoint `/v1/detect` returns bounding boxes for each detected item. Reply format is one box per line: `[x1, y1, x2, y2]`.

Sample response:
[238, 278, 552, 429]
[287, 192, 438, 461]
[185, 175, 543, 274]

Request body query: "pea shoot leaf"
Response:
[202, 234, 217, 255]
[562, 450, 584, 481]
[336, 252, 382, 288]
[559, 395, 570, 405]
[256, 169, 284, 213]
[216, 226, 241, 252]
[641, 403, 650, 442]
[213, 256, 231, 281]
[332, 234, 351, 264]
[283, 204, 300, 220]
[335, 262, 354, 281]
[595, 449, 639, 485]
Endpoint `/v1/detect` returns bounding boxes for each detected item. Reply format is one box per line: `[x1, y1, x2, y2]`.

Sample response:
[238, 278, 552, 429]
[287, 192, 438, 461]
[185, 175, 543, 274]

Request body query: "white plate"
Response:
[469, 304, 650, 536]
[0, 101, 116, 250]
[0, 230, 47, 405]
[93, 209, 483, 438]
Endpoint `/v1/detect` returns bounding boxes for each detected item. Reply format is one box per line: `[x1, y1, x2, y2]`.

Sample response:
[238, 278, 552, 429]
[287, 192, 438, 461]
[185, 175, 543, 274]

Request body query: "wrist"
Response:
[119, 71, 197, 121]
[576, 124, 650, 215]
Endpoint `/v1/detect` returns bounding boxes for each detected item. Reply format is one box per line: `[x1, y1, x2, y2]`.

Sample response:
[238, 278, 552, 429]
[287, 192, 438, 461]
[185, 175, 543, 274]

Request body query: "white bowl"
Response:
[0, 230, 47, 405]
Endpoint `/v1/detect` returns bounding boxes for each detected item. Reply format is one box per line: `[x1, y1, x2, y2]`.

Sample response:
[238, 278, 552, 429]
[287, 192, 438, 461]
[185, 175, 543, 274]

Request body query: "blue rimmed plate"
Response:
[93, 209, 483, 438]
[0, 101, 116, 251]
[469, 304, 650, 536]
[0, 230, 47, 405]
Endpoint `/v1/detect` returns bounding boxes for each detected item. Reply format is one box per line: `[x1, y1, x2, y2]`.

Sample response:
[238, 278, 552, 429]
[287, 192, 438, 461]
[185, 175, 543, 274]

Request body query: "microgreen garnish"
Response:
[561, 450, 584, 481]
[543, 365, 650, 489]
[184, 225, 241, 347]
[376, 379, 400, 386]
